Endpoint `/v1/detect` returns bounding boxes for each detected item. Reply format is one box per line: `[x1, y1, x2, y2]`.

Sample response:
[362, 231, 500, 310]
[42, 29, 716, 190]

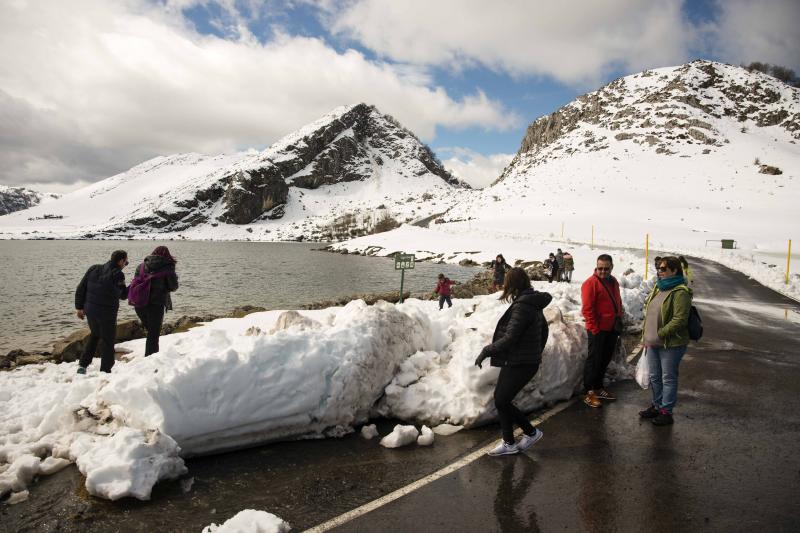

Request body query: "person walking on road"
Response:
[563, 251, 574, 282]
[475, 267, 552, 456]
[75, 250, 130, 374]
[639, 256, 692, 426]
[131, 246, 179, 356]
[555, 249, 565, 282]
[581, 254, 623, 408]
[490, 254, 510, 292]
[434, 273, 455, 310]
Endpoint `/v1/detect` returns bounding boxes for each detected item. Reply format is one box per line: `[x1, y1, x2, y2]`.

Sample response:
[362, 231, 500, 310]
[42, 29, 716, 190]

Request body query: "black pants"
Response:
[438, 295, 452, 309]
[79, 313, 117, 372]
[494, 364, 539, 443]
[583, 330, 618, 392]
[135, 304, 165, 356]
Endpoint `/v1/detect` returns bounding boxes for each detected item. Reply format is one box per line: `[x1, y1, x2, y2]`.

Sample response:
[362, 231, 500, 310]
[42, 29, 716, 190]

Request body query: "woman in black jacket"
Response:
[475, 267, 552, 456]
[133, 246, 179, 356]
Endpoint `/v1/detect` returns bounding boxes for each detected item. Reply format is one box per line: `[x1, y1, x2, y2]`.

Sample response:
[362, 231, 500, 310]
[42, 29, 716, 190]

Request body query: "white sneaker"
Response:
[517, 428, 543, 451]
[487, 440, 519, 456]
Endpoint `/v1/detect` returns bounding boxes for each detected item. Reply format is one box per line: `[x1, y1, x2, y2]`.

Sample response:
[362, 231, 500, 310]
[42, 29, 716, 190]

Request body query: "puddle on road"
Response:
[693, 298, 800, 325]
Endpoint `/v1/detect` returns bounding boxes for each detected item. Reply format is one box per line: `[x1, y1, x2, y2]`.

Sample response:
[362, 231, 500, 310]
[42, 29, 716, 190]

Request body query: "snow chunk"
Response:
[380, 425, 419, 448]
[5, 490, 29, 505]
[360, 424, 379, 439]
[417, 425, 434, 446]
[202, 509, 291, 533]
[432, 424, 463, 436]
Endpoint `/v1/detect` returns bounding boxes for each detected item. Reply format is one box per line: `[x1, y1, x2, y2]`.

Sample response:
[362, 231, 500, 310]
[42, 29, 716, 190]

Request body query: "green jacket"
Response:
[643, 283, 692, 348]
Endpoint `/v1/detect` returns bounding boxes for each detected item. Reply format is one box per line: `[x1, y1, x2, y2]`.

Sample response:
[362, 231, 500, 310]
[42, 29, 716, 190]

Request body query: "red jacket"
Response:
[435, 278, 454, 296]
[581, 274, 622, 334]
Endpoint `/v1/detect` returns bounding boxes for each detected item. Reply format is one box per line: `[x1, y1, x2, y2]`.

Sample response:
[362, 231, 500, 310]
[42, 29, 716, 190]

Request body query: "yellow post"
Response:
[787, 239, 792, 285]
[645, 234, 649, 278]
[591, 225, 595, 248]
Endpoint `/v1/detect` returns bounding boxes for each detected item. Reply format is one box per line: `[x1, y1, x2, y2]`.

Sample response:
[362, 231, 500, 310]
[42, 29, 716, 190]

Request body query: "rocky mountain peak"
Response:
[0, 186, 60, 216]
[497, 60, 800, 183]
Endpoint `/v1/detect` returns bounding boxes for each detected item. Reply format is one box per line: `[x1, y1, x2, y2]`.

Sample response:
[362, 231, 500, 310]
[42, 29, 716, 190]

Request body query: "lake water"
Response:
[0, 241, 477, 353]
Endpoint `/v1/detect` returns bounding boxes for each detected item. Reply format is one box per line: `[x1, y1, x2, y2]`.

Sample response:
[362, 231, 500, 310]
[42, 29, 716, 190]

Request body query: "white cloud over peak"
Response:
[0, 0, 517, 188]
[326, 0, 693, 86]
[440, 148, 514, 189]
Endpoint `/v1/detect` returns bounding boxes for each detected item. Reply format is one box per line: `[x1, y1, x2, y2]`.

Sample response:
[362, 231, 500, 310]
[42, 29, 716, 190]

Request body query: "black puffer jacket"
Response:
[486, 288, 552, 366]
[135, 255, 179, 309]
[75, 261, 128, 315]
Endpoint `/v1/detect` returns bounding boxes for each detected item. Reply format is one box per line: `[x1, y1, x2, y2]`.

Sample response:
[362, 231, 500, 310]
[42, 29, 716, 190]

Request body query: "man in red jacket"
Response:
[581, 254, 623, 408]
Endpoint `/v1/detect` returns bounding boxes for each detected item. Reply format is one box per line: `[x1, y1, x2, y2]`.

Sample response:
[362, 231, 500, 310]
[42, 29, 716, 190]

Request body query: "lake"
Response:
[0, 240, 477, 353]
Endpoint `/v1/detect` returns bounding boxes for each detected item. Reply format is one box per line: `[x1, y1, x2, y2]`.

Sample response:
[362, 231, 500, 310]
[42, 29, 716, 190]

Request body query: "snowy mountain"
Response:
[0, 104, 466, 240]
[0, 186, 60, 216]
[440, 60, 799, 251]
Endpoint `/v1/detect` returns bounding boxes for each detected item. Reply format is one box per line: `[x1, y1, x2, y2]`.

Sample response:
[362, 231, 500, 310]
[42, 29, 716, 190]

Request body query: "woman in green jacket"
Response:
[639, 256, 692, 426]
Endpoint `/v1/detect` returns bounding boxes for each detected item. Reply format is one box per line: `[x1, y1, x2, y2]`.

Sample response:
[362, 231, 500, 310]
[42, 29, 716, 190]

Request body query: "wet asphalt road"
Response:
[3, 257, 799, 532]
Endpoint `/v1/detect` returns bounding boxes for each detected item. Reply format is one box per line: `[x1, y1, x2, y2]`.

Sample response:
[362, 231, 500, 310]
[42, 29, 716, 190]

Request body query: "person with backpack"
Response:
[562, 252, 574, 282]
[581, 254, 623, 408]
[74, 250, 129, 374]
[639, 256, 692, 426]
[434, 273, 455, 310]
[130, 246, 179, 356]
[490, 254, 510, 292]
[474, 267, 552, 456]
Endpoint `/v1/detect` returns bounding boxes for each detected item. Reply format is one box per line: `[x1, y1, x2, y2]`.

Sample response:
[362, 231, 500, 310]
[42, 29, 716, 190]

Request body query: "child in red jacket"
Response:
[435, 274, 455, 310]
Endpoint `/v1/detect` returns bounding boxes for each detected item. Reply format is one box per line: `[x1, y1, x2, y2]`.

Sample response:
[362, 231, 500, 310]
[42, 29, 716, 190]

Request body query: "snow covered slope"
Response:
[440, 60, 799, 252]
[0, 104, 466, 240]
[0, 186, 60, 216]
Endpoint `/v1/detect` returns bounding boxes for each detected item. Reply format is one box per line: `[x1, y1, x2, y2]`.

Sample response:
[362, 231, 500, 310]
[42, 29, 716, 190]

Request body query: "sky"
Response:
[1, 0, 798, 192]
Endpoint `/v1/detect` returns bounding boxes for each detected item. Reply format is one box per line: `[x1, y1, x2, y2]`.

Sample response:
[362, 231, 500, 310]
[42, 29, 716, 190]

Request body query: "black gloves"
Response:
[475, 347, 491, 368]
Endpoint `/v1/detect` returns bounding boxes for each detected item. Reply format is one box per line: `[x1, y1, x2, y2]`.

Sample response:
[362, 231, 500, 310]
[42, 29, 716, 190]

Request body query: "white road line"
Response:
[303, 398, 577, 533]
[626, 342, 643, 364]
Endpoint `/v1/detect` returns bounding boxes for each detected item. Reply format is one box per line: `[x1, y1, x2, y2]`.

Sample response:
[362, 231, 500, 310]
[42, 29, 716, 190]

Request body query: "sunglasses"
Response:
[596, 267, 611, 272]
[657, 266, 668, 272]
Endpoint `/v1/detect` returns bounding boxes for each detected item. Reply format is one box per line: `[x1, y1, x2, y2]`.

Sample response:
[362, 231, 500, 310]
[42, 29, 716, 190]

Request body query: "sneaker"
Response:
[596, 389, 616, 401]
[652, 410, 674, 426]
[76, 366, 87, 375]
[583, 391, 602, 408]
[517, 428, 543, 451]
[639, 405, 659, 418]
[487, 440, 520, 456]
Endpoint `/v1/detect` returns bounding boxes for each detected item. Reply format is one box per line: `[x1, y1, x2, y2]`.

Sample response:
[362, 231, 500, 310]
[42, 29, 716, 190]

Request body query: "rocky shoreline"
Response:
[1, 261, 551, 371]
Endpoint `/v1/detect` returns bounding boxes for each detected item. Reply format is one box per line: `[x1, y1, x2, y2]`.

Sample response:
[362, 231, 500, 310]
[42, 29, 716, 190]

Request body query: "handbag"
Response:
[598, 277, 624, 334]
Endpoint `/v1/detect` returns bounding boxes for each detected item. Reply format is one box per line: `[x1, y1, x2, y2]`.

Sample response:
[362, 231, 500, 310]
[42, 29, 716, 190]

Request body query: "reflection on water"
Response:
[0, 241, 477, 352]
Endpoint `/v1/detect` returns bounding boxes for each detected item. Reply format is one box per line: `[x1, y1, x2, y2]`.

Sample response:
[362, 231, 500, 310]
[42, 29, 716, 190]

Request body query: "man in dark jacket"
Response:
[581, 253, 623, 408]
[75, 250, 129, 374]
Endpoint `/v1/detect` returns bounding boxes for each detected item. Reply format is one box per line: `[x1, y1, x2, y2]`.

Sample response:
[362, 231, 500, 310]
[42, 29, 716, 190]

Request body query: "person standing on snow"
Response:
[639, 256, 692, 426]
[74, 250, 129, 374]
[434, 273, 455, 310]
[555, 248, 565, 282]
[490, 254, 510, 292]
[132, 246, 179, 356]
[581, 253, 623, 408]
[562, 251, 574, 282]
[545, 253, 557, 283]
[475, 267, 552, 456]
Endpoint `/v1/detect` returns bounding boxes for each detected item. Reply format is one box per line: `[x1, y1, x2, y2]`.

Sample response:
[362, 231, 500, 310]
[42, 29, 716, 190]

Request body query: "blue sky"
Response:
[1, 0, 798, 190]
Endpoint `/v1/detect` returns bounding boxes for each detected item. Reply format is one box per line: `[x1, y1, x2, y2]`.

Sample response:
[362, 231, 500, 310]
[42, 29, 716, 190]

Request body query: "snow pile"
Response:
[202, 510, 291, 533]
[360, 424, 379, 439]
[1, 281, 648, 501]
[379, 425, 419, 448]
[417, 425, 435, 446]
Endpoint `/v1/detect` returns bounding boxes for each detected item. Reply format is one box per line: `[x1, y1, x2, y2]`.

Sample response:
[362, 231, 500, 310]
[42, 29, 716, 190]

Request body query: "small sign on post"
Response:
[394, 252, 415, 304]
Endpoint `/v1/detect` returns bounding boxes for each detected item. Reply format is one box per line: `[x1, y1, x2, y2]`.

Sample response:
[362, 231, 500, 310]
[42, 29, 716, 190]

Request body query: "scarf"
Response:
[657, 275, 685, 292]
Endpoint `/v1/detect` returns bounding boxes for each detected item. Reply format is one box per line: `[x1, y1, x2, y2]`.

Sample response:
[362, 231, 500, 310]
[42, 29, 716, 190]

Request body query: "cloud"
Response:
[707, 0, 800, 72]
[326, 0, 693, 86]
[439, 148, 514, 189]
[0, 0, 517, 188]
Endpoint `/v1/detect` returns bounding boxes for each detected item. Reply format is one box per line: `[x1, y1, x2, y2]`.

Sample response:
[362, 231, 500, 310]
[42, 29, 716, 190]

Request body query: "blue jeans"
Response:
[438, 295, 452, 309]
[647, 345, 687, 413]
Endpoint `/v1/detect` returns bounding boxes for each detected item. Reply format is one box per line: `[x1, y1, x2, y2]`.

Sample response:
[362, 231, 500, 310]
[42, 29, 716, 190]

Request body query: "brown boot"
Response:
[583, 391, 602, 408]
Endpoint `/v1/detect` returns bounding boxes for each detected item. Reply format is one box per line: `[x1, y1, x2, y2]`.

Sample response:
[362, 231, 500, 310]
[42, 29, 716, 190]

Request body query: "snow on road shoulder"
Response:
[1, 278, 647, 502]
[203, 510, 291, 533]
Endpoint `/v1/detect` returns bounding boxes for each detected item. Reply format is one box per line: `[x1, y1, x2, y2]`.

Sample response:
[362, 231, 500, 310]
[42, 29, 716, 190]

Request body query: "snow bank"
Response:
[1, 280, 647, 501]
[202, 510, 291, 533]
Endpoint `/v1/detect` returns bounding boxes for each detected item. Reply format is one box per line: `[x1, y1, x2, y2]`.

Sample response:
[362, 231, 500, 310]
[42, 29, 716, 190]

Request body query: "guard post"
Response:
[394, 252, 415, 304]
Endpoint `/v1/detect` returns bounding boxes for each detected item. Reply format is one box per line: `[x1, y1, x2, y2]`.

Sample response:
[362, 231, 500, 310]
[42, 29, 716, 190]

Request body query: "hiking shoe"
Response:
[517, 428, 543, 451]
[583, 392, 602, 408]
[487, 440, 520, 456]
[76, 366, 87, 375]
[597, 389, 616, 401]
[652, 411, 674, 426]
[639, 405, 659, 418]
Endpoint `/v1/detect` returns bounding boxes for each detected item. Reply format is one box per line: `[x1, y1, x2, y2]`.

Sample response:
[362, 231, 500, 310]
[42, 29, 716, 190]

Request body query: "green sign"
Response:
[395, 253, 415, 270]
